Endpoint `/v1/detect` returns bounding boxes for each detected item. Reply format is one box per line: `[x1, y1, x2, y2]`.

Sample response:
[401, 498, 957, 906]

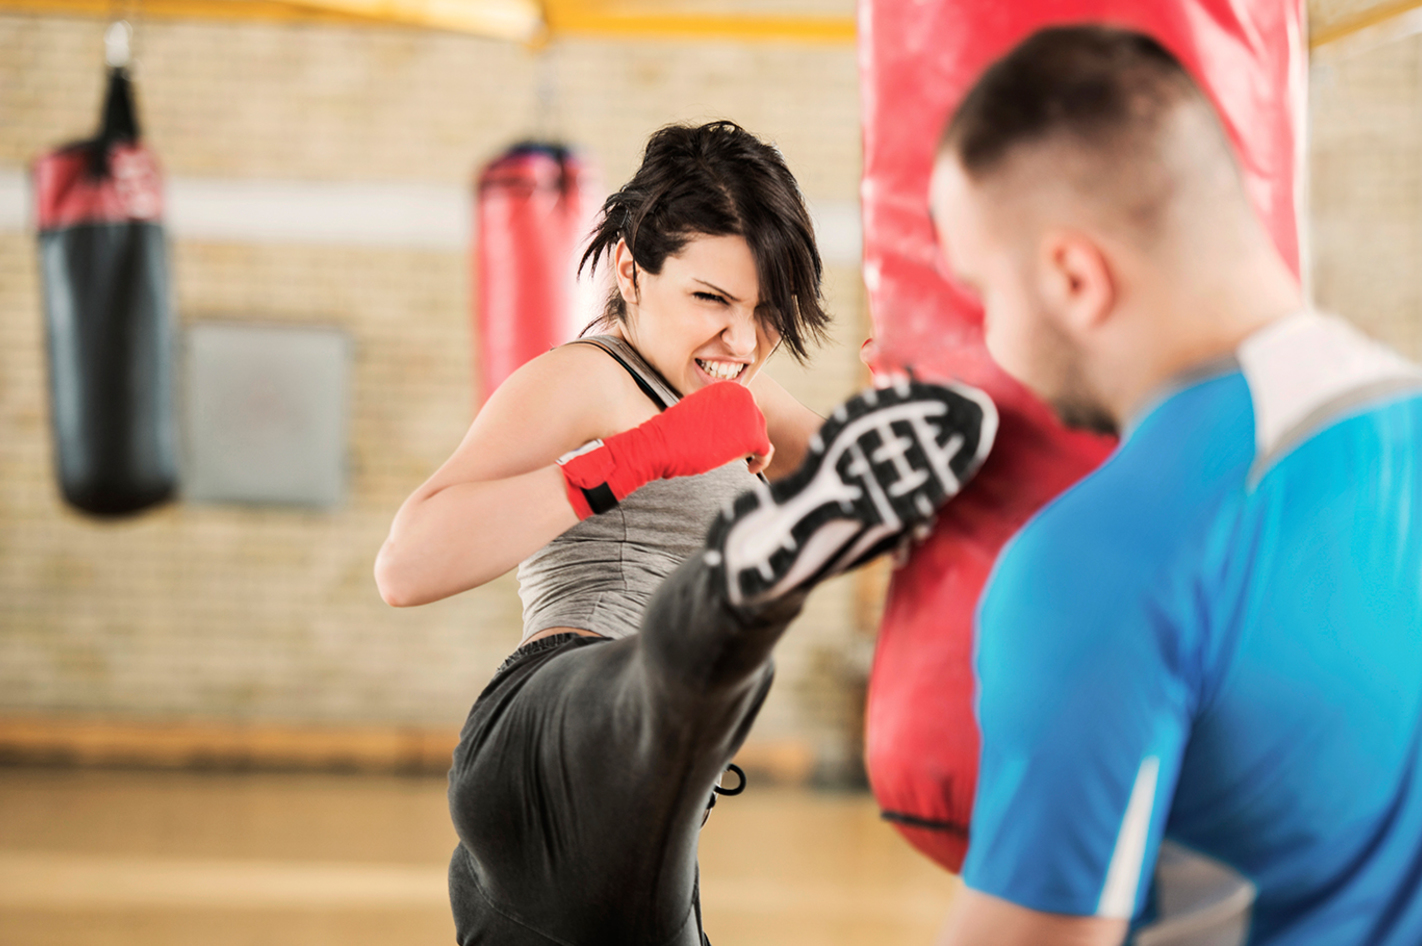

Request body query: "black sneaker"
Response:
[705, 379, 997, 608]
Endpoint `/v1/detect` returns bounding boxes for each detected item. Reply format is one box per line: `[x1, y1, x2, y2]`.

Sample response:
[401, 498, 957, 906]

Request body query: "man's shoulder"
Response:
[983, 373, 1256, 632]
[981, 482, 1147, 636]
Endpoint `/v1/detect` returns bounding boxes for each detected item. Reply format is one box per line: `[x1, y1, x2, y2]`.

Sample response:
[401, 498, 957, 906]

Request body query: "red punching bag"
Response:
[474, 143, 599, 403]
[858, 0, 1307, 872]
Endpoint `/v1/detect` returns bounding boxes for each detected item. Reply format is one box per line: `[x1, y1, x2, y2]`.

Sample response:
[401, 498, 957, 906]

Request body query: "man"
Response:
[925, 25, 1422, 946]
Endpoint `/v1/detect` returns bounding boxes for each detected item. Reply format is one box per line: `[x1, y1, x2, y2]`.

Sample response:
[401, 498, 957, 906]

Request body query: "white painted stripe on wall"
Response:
[167, 178, 470, 249]
[1097, 755, 1160, 919]
[0, 166, 27, 232]
[0, 166, 863, 264]
[809, 198, 862, 266]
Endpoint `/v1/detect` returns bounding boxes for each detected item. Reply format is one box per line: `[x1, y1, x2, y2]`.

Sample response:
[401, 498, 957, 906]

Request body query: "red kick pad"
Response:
[858, 0, 1306, 872]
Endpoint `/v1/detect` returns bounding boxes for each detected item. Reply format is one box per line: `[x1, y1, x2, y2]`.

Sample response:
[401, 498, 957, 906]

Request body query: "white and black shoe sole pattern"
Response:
[707, 379, 998, 609]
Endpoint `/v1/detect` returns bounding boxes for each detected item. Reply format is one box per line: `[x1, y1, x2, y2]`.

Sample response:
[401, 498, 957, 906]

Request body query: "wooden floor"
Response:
[0, 766, 958, 945]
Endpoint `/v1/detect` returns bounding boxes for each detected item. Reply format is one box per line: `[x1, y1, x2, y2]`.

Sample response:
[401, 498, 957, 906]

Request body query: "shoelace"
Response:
[701, 763, 746, 825]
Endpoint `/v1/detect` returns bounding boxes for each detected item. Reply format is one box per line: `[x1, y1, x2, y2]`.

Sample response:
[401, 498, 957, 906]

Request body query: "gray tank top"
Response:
[516, 336, 761, 641]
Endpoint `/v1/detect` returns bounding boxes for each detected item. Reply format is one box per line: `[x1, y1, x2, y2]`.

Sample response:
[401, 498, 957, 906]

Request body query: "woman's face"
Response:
[612, 234, 780, 396]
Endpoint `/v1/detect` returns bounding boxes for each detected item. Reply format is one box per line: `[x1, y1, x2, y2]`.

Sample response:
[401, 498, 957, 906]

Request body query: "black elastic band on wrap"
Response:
[581, 482, 619, 515]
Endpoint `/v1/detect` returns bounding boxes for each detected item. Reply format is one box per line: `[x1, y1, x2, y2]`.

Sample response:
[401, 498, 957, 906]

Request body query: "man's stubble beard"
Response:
[1033, 303, 1119, 438]
[1051, 394, 1119, 437]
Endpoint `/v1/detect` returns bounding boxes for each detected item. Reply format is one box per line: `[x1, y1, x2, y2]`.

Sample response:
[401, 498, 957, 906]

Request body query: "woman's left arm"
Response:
[750, 372, 824, 480]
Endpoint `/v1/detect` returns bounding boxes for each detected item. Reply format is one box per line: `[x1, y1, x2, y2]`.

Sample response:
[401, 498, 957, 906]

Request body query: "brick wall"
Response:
[0, 14, 870, 770]
[1312, 34, 1422, 357]
[6, 10, 1418, 777]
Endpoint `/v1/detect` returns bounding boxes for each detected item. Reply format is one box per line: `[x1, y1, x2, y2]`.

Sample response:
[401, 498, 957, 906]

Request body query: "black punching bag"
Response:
[33, 65, 177, 516]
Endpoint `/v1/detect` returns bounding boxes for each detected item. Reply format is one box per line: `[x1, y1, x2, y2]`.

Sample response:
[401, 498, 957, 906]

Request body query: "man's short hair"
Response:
[940, 25, 1206, 183]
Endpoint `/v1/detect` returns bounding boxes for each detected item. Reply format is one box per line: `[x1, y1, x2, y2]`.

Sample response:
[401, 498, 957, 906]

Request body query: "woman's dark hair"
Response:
[580, 120, 828, 363]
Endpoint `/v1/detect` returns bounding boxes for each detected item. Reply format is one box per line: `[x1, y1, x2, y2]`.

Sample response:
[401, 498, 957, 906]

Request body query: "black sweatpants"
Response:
[447, 555, 806, 946]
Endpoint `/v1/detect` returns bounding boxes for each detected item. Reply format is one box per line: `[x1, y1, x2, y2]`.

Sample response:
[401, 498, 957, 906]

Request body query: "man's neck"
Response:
[1106, 256, 1304, 426]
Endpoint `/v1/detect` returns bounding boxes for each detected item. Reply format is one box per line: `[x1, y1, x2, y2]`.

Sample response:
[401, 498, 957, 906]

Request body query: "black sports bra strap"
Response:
[570, 335, 676, 410]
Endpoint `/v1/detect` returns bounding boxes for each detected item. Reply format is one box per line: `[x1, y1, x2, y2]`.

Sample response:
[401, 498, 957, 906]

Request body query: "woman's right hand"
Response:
[638, 381, 773, 478]
[558, 381, 772, 519]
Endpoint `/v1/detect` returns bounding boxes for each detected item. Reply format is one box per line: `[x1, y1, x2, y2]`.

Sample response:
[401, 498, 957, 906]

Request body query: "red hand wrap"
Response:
[559, 382, 770, 520]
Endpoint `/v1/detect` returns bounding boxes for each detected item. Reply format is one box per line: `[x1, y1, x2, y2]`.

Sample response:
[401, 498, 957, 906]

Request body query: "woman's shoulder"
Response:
[526, 337, 644, 399]
[493, 338, 612, 389]
[483, 337, 656, 437]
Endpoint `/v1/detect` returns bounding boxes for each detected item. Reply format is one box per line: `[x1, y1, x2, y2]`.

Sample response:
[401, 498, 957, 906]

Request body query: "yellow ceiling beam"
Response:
[1311, 0, 1422, 47]
[0, 0, 853, 43]
[303, 0, 539, 40]
[31, 0, 1413, 49]
[541, 3, 854, 44]
[0, 0, 542, 40]
[0, 0, 358, 25]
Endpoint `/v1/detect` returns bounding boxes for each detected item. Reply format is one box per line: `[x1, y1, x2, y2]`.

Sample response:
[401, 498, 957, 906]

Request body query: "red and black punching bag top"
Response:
[34, 65, 178, 516]
[474, 141, 600, 404]
[858, 0, 1306, 873]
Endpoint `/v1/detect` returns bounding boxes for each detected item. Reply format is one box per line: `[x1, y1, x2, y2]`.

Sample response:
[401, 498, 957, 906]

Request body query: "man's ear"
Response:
[1038, 231, 1115, 336]
[613, 239, 640, 308]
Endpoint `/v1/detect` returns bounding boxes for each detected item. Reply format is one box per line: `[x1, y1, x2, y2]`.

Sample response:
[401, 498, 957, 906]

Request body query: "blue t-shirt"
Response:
[964, 313, 1422, 945]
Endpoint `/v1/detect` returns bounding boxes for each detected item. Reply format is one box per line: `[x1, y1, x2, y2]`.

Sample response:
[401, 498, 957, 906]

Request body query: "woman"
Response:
[375, 121, 992, 945]
[376, 120, 833, 946]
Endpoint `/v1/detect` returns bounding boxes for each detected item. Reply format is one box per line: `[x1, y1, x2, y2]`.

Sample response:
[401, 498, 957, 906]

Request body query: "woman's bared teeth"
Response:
[697, 359, 745, 381]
